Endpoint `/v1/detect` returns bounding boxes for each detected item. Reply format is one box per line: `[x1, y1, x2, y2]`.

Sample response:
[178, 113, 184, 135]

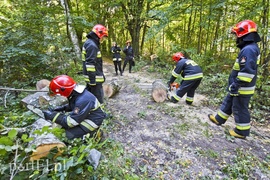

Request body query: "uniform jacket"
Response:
[170, 58, 203, 83]
[82, 31, 105, 85]
[123, 46, 134, 61]
[229, 42, 260, 96]
[111, 45, 122, 61]
[53, 86, 107, 132]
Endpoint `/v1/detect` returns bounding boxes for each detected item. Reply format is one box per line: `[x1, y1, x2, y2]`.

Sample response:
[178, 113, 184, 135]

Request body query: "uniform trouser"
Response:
[86, 83, 104, 104]
[176, 78, 202, 104]
[123, 59, 132, 73]
[215, 94, 251, 136]
[113, 60, 122, 74]
[65, 125, 99, 139]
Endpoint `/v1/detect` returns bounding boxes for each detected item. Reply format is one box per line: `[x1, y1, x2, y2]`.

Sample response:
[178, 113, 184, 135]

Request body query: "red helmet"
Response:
[49, 75, 76, 97]
[172, 52, 185, 62]
[231, 20, 257, 38]
[92, 24, 108, 39]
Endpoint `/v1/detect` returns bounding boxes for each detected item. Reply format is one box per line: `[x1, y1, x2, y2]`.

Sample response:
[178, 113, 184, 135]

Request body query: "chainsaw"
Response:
[167, 82, 180, 100]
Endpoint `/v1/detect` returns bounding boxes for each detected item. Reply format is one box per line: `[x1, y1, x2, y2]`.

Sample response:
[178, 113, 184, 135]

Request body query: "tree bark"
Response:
[151, 79, 168, 103]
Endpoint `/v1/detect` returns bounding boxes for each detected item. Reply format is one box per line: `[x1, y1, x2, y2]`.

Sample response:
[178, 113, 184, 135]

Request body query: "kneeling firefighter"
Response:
[42, 75, 107, 140]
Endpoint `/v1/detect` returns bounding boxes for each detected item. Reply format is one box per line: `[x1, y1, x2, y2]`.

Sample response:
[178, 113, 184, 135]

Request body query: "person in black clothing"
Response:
[82, 24, 108, 104]
[167, 52, 203, 104]
[111, 41, 122, 76]
[122, 40, 134, 73]
[42, 75, 107, 140]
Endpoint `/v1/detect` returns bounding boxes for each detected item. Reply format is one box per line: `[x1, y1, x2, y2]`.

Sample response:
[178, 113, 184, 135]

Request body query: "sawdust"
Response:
[103, 61, 270, 179]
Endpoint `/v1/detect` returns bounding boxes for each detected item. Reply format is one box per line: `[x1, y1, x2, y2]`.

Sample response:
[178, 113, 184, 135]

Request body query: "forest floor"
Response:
[102, 60, 270, 179]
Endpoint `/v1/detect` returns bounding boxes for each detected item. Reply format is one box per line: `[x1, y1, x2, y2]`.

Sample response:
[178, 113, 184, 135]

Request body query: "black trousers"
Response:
[123, 59, 132, 73]
[113, 60, 122, 74]
[86, 83, 104, 104]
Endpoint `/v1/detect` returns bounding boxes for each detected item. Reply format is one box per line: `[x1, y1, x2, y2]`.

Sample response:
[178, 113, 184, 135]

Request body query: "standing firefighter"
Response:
[111, 41, 122, 76]
[167, 52, 203, 104]
[122, 40, 134, 73]
[42, 75, 107, 140]
[82, 24, 108, 104]
[208, 20, 261, 139]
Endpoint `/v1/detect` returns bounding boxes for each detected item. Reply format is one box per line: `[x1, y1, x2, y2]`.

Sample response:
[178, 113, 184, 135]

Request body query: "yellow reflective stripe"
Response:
[81, 120, 98, 131]
[97, 51, 101, 58]
[183, 73, 203, 80]
[96, 76, 104, 82]
[173, 94, 181, 101]
[186, 96, 193, 102]
[237, 72, 254, 82]
[66, 116, 79, 128]
[239, 86, 255, 95]
[113, 58, 117, 61]
[233, 61, 240, 70]
[236, 123, 251, 130]
[86, 65, 95, 72]
[172, 70, 179, 78]
[52, 113, 61, 122]
[91, 100, 100, 111]
[82, 47, 86, 61]
[217, 110, 229, 120]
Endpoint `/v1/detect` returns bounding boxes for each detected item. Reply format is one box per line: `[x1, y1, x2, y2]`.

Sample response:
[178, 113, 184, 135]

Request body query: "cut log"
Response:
[28, 118, 65, 161]
[36, 79, 50, 91]
[103, 79, 121, 98]
[152, 79, 168, 103]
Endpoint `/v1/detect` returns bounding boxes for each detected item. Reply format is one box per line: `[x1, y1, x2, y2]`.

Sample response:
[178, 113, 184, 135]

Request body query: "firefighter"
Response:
[167, 52, 203, 104]
[111, 41, 122, 76]
[82, 24, 108, 104]
[42, 75, 107, 140]
[122, 40, 134, 73]
[208, 20, 261, 139]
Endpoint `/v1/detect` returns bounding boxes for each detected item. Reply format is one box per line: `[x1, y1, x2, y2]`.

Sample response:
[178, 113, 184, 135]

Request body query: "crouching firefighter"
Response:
[167, 52, 203, 104]
[42, 75, 107, 140]
[208, 20, 261, 139]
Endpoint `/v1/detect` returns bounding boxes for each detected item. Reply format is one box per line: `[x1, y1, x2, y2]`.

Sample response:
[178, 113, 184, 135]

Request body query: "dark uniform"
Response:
[50, 86, 107, 139]
[123, 45, 134, 73]
[111, 43, 122, 75]
[213, 43, 260, 136]
[169, 58, 203, 104]
[82, 31, 105, 103]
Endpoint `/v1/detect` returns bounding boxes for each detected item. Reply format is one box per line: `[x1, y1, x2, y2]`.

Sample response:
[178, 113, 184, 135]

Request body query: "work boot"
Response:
[115, 72, 118, 76]
[229, 129, 246, 139]
[208, 114, 221, 126]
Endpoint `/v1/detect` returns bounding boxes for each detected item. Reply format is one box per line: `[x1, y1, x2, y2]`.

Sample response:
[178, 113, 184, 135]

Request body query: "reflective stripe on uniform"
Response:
[173, 93, 181, 101]
[236, 123, 251, 130]
[97, 51, 101, 58]
[257, 55, 260, 65]
[52, 113, 61, 122]
[217, 110, 229, 120]
[186, 96, 193, 102]
[66, 116, 79, 128]
[239, 86, 255, 95]
[81, 119, 99, 131]
[82, 47, 86, 61]
[86, 64, 95, 72]
[233, 60, 240, 71]
[172, 70, 179, 78]
[84, 75, 90, 82]
[183, 73, 203, 80]
[237, 72, 254, 82]
[91, 99, 100, 111]
[96, 75, 104, 82]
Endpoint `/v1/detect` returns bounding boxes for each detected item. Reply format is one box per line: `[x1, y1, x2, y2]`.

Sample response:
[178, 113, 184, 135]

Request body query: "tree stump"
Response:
[152, 79, 168, 102]
[103, 79, 121, 98]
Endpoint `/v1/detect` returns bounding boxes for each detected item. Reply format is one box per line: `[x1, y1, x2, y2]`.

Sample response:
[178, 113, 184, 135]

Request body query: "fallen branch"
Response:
[0, 87, 47, 92]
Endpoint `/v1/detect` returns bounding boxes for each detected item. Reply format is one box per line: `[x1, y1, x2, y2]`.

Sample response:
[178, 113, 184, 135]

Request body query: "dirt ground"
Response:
[102, 61, 270, 179]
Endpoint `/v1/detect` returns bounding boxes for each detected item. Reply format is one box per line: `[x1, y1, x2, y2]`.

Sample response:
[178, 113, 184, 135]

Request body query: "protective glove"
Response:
[42, 110, 58, 121]
[229, 82, 240, 96]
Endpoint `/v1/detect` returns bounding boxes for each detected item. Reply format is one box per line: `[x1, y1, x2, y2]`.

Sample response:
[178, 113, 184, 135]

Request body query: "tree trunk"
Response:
[103, 79, 121, 98]
[28, 118, 65, 161]
[152, 79, 168, 103]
